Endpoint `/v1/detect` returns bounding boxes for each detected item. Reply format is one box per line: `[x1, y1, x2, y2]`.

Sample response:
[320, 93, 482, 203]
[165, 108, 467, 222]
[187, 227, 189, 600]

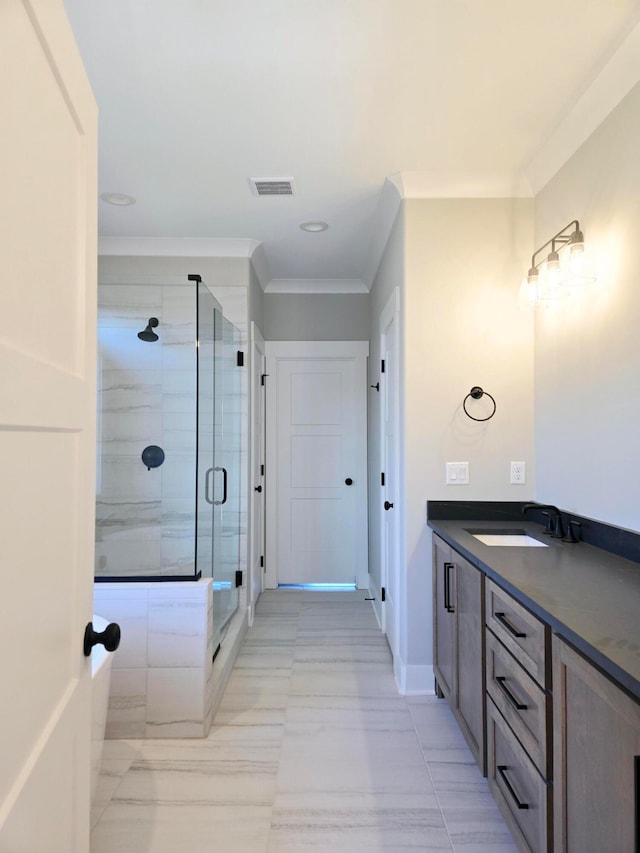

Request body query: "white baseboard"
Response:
[393, 658, 435, 696]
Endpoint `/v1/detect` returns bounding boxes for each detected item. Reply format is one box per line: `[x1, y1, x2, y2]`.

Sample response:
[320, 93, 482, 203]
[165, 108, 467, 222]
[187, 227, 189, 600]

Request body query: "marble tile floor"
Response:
[91, 590, 518, 853]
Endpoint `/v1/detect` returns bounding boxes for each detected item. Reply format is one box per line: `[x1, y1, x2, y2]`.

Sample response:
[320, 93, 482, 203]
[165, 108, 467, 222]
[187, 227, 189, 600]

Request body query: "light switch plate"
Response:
[446, 462, 469, 485]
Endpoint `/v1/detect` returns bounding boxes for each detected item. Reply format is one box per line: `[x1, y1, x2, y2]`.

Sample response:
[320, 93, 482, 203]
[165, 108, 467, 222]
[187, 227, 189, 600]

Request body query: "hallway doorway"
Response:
[265, 341, 369, 589]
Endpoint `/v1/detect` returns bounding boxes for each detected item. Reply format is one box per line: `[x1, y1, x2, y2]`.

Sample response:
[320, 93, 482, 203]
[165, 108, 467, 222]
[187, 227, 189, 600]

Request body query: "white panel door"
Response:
[380, 290, 400, 659]
[266, 342, 368, 588]
[0, 2, 97, 851]
[249, 322, 266, 622]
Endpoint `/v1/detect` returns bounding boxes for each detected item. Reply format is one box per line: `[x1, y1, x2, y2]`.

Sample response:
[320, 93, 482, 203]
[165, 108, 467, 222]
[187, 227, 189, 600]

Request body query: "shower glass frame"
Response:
[95, 277, 241, 611]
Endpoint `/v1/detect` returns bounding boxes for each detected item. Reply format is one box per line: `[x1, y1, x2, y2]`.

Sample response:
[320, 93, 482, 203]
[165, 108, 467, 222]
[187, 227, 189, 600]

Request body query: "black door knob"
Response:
[254, 485, 262, 493]
[83, 621, 121, 657]
[345, 478, 353, 486]
[384, 501, 394, 511]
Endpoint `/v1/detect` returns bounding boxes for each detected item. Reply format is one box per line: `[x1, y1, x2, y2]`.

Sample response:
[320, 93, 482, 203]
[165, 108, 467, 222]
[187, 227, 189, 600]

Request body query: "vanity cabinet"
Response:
[552, 636, 640, 853]
[433, 534, 485, 772]
[485, 580, 552, 853]
[430, 524, 640, 853]
[433, 535, 455, 700]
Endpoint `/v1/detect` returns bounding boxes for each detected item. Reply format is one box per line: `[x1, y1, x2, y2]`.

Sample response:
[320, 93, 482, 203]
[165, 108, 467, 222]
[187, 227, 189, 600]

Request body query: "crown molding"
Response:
[525, 17, 640, 194]
[397, 171, 533, 199]
[249, 242, 271, 291]
[98, 236, 260, 257]
[264, 278, 368, 294]
[362, 177, 404, 289]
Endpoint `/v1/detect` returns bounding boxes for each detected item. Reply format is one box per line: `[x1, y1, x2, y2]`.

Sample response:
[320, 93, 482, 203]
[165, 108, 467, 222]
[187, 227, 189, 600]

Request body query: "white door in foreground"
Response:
[266, 342, 369, 588]
[0, 2, 97, 850]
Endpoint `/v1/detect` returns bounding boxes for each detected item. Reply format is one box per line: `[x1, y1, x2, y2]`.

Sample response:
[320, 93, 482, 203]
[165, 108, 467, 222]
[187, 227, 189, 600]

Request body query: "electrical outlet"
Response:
[510, 461, 526, 484]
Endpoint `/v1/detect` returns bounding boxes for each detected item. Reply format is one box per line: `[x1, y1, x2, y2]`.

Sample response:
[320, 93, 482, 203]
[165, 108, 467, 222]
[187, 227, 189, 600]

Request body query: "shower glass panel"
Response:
[212, 310, 241, 635]
[95, 283, 198, 579]
[196, 284, 215, 581]
[196, 283, 241, 650]
[96, 277, 242, 628]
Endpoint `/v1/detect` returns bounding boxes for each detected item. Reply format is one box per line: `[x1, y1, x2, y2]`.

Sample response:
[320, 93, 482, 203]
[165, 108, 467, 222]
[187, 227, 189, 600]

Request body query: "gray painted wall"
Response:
[534, 79, 640, 531]
[263, 293, 370, 341]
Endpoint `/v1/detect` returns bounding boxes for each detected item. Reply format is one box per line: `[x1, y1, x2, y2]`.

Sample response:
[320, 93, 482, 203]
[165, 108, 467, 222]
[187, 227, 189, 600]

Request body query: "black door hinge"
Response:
[260, 555, 264, 568]
[381, 587, 386, 602]
[260, 464, 265, 476]
[261, 373, 268, 385]
[381, 359, 385, 373]
[237, 351, 245, 367]
[235, 570, 243, 588]
[381, 472, 385, 486]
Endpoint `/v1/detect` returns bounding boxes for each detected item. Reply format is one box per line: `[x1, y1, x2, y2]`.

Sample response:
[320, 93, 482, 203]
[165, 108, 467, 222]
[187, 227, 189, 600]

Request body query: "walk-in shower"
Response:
[95, 275, 242, 647]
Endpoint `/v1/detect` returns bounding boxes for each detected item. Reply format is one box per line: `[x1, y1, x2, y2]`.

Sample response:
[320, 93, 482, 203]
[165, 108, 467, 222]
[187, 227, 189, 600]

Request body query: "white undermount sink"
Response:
[467, 529, 548, 548]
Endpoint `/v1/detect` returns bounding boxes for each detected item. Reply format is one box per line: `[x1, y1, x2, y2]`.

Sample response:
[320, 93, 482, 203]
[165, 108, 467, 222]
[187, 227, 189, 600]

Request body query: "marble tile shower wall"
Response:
[96, 284, 197, 577]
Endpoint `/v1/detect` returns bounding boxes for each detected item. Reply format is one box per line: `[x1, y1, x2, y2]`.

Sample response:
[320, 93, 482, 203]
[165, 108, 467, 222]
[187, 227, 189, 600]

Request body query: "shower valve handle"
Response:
[83, 621, 121, 657]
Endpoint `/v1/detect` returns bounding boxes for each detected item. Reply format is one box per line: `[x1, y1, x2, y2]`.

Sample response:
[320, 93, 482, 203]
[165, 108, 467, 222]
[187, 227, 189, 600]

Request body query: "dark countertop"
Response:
[428, 518, 640, 701]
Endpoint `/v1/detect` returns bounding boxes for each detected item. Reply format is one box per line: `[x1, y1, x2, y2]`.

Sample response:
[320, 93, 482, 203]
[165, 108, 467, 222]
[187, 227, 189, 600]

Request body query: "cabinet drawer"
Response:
[486, 629, 551, 779]
[486, 580, 550, 688]
[487, 697, 551, 853]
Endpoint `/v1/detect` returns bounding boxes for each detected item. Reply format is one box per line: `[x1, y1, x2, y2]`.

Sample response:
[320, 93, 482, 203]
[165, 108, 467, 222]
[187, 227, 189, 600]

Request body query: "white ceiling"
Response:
[64, 0, 640, 290]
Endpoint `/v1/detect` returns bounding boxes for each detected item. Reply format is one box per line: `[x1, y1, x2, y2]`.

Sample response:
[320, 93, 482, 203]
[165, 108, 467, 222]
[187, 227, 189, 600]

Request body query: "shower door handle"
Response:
[205, 467, 214, 505]
[214, 466, 228, 505]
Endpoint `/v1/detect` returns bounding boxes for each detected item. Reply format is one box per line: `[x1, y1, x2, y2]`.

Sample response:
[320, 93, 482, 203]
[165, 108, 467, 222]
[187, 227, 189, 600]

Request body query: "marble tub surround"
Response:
[91, 590, 518, 853]
[95, 580, 214, 738]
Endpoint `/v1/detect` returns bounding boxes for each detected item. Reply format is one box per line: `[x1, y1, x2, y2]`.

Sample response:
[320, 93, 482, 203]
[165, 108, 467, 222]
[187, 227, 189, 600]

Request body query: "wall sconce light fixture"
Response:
[519, 219, 596, 310]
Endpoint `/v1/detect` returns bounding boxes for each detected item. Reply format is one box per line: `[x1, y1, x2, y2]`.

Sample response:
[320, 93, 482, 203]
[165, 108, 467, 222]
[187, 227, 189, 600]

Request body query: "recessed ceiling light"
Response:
[300, 221, 328, 232]
[100, 193, 136, 206]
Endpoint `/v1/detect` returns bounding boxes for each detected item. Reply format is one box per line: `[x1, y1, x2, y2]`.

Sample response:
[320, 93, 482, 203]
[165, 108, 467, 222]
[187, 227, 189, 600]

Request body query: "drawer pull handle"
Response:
[497, 765, 529, 810]
[444, 562, 455, 613]
[634, 755, 639, 852]
[495, 611, 526, 639]
[496, 676, 528, 711]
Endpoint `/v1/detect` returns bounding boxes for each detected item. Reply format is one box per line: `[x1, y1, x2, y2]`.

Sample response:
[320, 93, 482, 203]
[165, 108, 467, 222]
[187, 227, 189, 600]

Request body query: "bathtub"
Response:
[91, 615, 115, 804]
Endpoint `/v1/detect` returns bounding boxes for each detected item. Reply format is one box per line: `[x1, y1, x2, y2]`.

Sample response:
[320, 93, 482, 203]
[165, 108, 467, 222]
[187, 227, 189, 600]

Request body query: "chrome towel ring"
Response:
[463, 386, 496, 422]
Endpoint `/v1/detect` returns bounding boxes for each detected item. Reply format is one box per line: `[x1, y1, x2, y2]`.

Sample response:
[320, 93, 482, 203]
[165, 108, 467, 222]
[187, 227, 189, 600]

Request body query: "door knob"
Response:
[83, 621, 121, 657]
[254, 485, 262, 493]
[384, 501, 394, 511]
[345, 478, 353, 486]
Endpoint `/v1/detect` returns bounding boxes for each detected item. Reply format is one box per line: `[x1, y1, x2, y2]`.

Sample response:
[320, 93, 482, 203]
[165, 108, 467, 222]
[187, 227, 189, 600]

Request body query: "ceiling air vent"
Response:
[248, 177, 296, 197]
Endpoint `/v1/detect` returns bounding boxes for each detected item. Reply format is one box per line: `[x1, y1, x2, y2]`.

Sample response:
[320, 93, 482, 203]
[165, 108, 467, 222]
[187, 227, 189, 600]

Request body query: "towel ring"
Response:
[463, 386, 496, 422]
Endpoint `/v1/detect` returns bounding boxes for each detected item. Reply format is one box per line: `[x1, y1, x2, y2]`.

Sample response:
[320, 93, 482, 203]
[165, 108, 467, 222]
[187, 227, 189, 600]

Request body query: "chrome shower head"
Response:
[137, 317, 159, 342]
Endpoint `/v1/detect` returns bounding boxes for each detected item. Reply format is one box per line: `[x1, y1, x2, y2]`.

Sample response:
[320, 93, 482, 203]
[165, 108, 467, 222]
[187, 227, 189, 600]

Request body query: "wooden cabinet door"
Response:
[433, 535, 455, 699]
[553, 636, 640, 853]
[455, 554, 485, 772]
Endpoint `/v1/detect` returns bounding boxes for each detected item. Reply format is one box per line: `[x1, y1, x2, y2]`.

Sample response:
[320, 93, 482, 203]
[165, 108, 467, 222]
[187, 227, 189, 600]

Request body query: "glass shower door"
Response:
[196, 281, 241, 654]
[212, 310, 241, 635]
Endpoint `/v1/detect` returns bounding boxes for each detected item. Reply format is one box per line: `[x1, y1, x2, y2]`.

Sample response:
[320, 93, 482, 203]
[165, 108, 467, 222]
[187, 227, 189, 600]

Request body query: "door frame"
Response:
[248, 321, 266, 623]
[265, 340, 369, 590]
[380, 289, 401, 656]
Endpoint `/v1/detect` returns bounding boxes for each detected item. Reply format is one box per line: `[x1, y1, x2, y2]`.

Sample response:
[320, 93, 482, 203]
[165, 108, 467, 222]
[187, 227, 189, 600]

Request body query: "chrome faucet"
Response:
[522, 503, 565, 539]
